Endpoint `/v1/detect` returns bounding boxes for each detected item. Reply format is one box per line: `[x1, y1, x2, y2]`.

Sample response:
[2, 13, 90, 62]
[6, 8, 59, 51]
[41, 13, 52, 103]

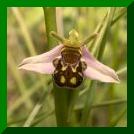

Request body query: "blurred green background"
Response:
[7, 7, 127, 127]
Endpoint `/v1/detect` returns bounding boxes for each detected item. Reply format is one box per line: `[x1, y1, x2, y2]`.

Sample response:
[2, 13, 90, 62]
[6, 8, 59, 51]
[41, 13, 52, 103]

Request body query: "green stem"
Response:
[108, 22, 119, 125]
[97, 8, 116, 60]
[67, 90, 79, 126]
[117, 66, 127, 75]
[92, 99, 126, 108]
[43, 7, 57, 50]
[53, 84, 79, 127]
[80, 81, 97, 126]
[88, 12, 108, 51]
[53, 85, 70, 127]
[88, 8, 126, 52]
[23, 90, 47, 127]
[23, 103, 42, 127]
[80, 8, 116, 127]
[75, 99, 127, 110]
[50, 31, 65, 43]
[11, 7, 36, 55]
[111, 8, 127, 26]
[81, 33, 98, 46]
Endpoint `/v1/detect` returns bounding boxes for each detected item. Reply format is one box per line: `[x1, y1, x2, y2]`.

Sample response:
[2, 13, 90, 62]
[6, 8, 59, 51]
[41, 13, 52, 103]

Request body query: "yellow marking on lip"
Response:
[60, 75, 66, 84]
[72, 64, 79, 73]
[61, 66, 67, 71]
[72, 67, 76, 72]
[70, 77, 76, 85]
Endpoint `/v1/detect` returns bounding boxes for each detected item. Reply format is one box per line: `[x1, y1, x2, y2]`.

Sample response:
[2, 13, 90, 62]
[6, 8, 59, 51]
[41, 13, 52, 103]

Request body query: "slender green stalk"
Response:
[92, 99, 127, 108]
[31, 111, 54, 126]
[108, 22, 119, 124]
[87, 12, 108, 51]
[54, 83, 79, 127]
[11, 7, 36, 55]
[8, 110, 54, 126]
[12, 7, 48, 102]
[81, 33, 98, 46]
[23, 90, 47, 127]
[75, 99, 127, 110]
[53, 85, 70, 127]
[67, 90, 79, 126]
[54, 86, 67, 126]
[80, 81, 97, 126]
[50, 31, 65, 43]
[117, 66, 127, 75]
[8, 50, 32, 110]
[111, 8, 127, 26]
[43, 7, 57, 50]
[97, 8, 116, 60]
[88, 8, 126, 53]
[80, 8, 116, 127]
[8, 51, 27, 95]
[23, 103, 42, 127]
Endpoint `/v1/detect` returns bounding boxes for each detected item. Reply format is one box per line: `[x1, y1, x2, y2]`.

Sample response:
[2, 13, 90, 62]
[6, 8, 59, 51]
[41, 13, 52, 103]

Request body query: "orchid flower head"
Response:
[19, 29, 120, 86]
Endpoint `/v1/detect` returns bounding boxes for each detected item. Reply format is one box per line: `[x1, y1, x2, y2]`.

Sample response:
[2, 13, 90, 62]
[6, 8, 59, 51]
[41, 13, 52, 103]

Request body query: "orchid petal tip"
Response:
[115, 77, 120, 84]
[18, 63, 23, 68]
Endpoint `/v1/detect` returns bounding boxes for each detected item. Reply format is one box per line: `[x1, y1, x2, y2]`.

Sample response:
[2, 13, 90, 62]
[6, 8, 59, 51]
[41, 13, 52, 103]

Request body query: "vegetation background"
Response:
[7, 7, 127, 127]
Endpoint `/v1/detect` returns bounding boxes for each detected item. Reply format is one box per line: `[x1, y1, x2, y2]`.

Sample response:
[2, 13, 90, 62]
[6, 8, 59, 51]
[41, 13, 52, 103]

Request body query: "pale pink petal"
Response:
[19, 44, 63, 66]
[84, 65, 119, 83]
[82, 47, 119, 83]
[19, 62, 54, 74]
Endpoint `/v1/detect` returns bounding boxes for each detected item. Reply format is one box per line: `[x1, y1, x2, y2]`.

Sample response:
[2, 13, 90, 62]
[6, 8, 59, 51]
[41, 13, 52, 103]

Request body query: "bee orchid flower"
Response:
[19, 30, 119, 86]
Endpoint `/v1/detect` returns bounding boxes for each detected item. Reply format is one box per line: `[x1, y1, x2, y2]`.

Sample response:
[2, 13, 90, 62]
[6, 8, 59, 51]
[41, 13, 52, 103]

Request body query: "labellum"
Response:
[53, 47, 87, 88]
